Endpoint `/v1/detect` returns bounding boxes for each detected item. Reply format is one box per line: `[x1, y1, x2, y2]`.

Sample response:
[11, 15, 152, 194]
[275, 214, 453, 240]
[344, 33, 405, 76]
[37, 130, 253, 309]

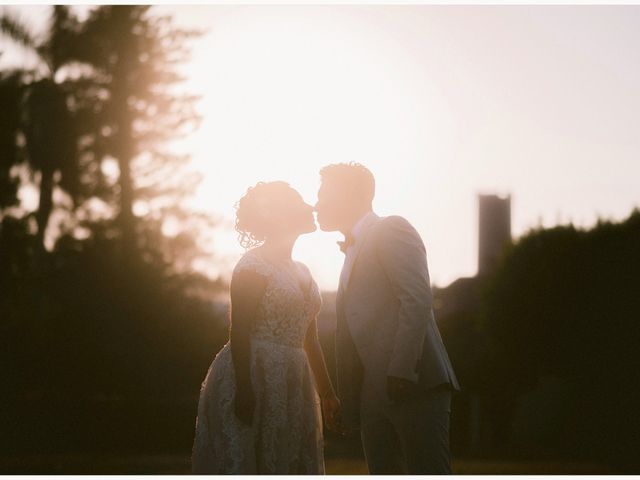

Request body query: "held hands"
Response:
[387, 375, 419, 403]
[320, 389, 347, 436]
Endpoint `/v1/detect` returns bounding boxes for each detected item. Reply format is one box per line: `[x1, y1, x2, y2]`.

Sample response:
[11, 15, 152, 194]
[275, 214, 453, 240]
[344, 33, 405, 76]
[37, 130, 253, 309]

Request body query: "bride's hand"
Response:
[321, 391, 346, 435]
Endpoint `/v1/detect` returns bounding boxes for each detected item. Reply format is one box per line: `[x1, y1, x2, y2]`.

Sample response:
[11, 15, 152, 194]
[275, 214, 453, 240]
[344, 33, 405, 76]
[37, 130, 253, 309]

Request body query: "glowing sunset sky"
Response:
[3, 5, 639, 290]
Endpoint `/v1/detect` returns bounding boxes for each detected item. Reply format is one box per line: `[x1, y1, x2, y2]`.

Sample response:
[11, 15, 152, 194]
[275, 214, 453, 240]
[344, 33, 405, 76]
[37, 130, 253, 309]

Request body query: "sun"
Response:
[167, 6, 456, 290]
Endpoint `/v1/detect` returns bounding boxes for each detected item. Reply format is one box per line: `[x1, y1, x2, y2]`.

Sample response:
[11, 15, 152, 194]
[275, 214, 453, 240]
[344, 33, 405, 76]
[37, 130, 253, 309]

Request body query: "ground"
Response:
[0, 454, 619, 474]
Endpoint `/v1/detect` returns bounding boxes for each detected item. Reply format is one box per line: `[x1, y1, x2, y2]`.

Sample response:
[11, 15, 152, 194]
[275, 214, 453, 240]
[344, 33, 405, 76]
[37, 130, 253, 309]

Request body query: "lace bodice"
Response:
[192, 248, 325, 474]
[233, 249, 322, 348]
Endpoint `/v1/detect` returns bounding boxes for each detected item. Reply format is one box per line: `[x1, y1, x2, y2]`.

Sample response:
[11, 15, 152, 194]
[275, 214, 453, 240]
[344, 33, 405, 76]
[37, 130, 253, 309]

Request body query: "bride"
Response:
[192, 181, 342, 474]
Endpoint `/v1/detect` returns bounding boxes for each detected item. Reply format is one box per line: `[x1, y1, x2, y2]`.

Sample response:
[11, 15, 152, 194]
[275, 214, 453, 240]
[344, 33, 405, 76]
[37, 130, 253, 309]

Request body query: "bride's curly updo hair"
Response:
[235, 181, 293, 249]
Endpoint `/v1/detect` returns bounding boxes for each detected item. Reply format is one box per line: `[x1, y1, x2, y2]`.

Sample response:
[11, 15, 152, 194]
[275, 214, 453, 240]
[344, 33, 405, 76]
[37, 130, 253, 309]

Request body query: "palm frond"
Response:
[0, 13, 38, 51]
[48, 5, 85, 70]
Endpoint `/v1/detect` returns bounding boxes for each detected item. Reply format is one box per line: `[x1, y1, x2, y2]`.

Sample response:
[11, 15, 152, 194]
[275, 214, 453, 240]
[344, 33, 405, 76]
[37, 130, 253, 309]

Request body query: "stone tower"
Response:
[478, 194, 511, 275]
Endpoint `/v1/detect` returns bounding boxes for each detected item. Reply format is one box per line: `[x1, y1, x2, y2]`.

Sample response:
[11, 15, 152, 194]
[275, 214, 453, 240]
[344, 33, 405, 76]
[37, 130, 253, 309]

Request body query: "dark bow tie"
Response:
[337, 233, 355, 254]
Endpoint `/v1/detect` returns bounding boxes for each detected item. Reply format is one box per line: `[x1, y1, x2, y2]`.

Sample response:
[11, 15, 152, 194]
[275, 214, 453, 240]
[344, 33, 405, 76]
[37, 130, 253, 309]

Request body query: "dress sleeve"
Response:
[233, 251, 272, 278]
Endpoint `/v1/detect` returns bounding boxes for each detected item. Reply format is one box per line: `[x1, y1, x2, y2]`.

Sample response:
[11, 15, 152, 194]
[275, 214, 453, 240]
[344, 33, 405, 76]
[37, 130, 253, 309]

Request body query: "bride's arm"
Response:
[304, 317, 334, 399]
[229, 269, 266, 424]
[304, 317, 344, 434]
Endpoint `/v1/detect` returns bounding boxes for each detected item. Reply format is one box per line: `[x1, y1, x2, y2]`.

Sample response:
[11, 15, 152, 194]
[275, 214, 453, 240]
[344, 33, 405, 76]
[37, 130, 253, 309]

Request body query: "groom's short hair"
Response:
[320, 162, 375, 203]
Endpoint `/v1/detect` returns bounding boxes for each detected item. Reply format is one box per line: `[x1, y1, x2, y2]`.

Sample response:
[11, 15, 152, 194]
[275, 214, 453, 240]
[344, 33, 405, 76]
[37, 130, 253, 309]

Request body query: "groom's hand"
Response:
[322, 392, 347, 436]
[387, 375, 418, 403]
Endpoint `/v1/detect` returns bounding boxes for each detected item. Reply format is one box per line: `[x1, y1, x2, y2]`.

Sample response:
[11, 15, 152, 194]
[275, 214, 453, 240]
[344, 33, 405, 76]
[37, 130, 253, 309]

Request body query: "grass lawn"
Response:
[0, 454, 619, 474]
[325, 457, 618, 475]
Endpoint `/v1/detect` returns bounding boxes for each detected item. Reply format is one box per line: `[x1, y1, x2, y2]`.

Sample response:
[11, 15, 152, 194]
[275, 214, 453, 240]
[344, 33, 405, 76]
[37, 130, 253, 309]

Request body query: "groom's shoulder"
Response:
[379, 214, 411, 226]
[376, 215, 418, 235]
[373, 215, 424, 248]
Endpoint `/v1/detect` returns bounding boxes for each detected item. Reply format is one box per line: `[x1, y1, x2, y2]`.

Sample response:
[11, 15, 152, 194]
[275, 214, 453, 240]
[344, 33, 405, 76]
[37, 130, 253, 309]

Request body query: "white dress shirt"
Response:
[339, 211, 377, 291]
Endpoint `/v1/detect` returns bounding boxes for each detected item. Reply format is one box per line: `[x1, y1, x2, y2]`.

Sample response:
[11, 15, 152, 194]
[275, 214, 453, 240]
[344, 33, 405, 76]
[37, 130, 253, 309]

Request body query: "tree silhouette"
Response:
[1, 6, 211, 272]
[0, 72, 22, 209]
[480, 209, 640, 467]
[73, 6, 205, 264]
[0, 7, 87, 250]
[1, 8, 225, 460]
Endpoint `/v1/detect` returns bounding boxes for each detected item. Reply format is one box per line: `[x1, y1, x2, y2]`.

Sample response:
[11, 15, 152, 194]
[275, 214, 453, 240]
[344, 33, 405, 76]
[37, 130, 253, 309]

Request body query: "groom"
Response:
[315, 162, 460, 474]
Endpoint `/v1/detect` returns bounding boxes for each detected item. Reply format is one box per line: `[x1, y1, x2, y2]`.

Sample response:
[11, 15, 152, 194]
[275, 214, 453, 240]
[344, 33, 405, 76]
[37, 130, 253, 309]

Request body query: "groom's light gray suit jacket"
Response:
[335, 213, 460, 429]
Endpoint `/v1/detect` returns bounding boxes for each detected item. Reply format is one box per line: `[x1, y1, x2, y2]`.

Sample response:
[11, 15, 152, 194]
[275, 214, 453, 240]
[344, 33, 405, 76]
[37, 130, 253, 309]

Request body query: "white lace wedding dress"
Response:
[191, 249, 325, 474]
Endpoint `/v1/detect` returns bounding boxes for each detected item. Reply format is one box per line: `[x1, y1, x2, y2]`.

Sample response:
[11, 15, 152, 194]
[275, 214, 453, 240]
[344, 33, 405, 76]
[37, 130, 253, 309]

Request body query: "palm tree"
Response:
[75, 6, 204, 263]
[3, 6, 207, 268]
[0, 6, 84, 250]
[0, 71, 22, 210]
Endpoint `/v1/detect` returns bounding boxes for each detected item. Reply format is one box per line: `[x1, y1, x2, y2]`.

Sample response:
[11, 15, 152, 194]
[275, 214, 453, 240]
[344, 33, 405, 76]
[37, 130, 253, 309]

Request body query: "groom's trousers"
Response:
[359, 378, 452, 475]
